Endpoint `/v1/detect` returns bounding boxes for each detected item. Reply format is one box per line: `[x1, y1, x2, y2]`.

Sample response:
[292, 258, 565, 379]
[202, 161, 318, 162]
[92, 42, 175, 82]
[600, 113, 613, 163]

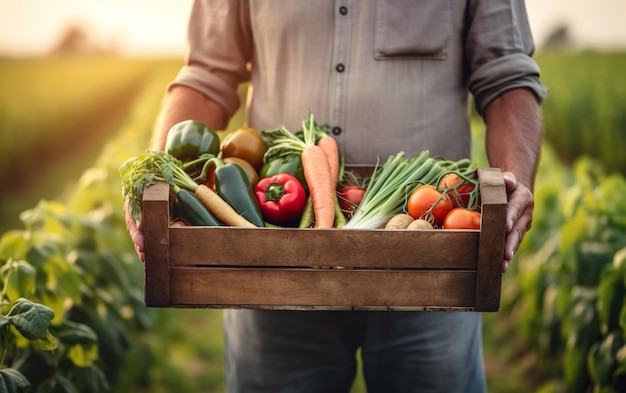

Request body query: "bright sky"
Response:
[1, 0, 625, 57]
[0, 0, 195, 57]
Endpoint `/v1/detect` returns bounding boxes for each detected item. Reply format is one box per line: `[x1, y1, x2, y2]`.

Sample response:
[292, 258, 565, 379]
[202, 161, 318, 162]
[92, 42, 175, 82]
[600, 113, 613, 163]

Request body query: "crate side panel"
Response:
[169, 227, 479, 269]
[169, 267, 476, 309]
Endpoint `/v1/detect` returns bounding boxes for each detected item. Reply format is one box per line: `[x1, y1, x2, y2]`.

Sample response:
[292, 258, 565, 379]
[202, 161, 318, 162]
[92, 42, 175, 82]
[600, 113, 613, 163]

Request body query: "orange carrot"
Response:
[317, 136, 340, 186]
[302, 144, 335, 228]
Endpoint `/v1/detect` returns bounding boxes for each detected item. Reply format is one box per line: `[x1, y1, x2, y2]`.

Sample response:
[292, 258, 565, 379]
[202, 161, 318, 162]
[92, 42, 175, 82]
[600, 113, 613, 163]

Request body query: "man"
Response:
[126, 1, 547, 391]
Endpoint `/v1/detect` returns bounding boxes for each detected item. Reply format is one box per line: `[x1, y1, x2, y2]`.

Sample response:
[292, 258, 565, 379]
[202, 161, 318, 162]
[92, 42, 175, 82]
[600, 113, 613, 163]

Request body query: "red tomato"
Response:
[407, 185, 453, 227]
[443, 208, 482, 230]
[338, 183, 366, 216]
[438, 173, 476, 208]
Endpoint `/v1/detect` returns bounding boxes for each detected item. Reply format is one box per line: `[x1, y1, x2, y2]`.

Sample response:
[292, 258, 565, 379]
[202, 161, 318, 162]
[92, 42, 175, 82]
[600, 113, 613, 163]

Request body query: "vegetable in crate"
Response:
[337, 171, 367, 218]
[165, 120, 220, 161]
[201, 155, 266, 227]
[342, 151, 433, 229]
[343, 151, 477, 229]
[172, 185, 222, 226]
[260, 154, 307, 193]
[221, 126, 268, 171]
[407, 184, 453, 227]
[437, 172, 479, 209]
[260, 112, 341, 228]
[165, 120, 221, 178]
[197, 155, 260, 190]
[119, 150, 256, 228]
[255, 173, 307, 226]
[442, 208, 481, 230]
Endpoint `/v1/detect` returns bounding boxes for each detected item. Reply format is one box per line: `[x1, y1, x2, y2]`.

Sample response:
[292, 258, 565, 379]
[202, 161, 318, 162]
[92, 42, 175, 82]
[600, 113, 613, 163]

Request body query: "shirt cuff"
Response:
[470, 53, 549, 116]
[168, 65, 242, 120]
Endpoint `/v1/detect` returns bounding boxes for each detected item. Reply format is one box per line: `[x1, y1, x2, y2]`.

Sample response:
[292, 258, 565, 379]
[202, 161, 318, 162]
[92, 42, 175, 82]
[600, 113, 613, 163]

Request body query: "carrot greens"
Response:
[119, 150, 185, 223]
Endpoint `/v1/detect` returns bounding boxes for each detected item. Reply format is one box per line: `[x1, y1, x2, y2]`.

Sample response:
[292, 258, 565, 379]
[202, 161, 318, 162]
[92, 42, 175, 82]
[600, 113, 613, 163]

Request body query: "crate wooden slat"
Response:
[170, 268, 477, 311]
[142, 166, 506, 311]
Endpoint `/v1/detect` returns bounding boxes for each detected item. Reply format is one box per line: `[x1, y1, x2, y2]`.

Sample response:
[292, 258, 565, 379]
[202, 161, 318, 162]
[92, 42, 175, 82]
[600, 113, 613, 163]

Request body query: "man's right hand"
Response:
[124, 200, 145, 263]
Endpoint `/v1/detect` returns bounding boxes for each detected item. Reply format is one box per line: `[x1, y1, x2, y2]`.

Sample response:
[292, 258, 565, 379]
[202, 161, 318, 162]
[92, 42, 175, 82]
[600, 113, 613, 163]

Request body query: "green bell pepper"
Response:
[259, 154, 308, 193]
[165, 120, 221, 161]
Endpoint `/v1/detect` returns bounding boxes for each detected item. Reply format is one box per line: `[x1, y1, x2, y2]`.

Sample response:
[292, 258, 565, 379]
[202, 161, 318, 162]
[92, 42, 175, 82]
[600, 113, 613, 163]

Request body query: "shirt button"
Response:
[332, 126, 342, 135]
[339, 6, 348, 15]
[335, 63, 345, 73]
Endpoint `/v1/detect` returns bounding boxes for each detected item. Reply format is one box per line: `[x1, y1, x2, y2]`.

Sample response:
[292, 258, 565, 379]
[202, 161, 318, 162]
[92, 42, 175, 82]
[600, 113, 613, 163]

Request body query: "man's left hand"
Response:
[501, 172, 534, 272]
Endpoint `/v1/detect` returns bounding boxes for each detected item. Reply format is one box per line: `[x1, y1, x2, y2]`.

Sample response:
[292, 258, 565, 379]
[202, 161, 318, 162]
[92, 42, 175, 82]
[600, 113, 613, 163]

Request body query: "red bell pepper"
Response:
[255, 173, 307, 225]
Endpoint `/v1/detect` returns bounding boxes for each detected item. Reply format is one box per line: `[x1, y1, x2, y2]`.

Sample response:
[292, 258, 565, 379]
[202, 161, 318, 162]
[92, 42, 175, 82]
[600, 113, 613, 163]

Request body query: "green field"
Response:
[0, 57, 183, 233]
[1, 51, 625, 393]
[535, 51, 626, 175]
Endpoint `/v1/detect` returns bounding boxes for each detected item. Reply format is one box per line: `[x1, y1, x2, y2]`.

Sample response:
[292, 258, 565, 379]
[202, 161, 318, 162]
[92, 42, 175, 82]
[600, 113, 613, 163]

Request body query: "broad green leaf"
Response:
[52, 320, 98, 345]
[614, 247, 626, 271]
[564, 341, 590, 392]
[599, 174, 626, 217]
[0, 260, 36, 302]
[0, 230, 28, 261]
[559, 209, 587, 257]
[61, 364, 110, 393]
[587, 331, 624, 385]
[30, 331, 58, 351]
[67, 342, 99, 367]
[569, 287, 600, 337]
[20, 200, 69, 233]
[561, 183, 583, 219]
[0, 368, 31, 393]
[41, 289, 70, 326]
[53, 375, 80, 393]
[620, 299, 626, 336]
[0, 315, 9, 329]
[43, 255, 82, 301]
[7, 298, 55, 340]
[25, 242, 60, 268]
[576, 241, 613, 287]
[69, 249, 101, 284]
[597, 267, 625, 335]
[618, 343, 626, 374]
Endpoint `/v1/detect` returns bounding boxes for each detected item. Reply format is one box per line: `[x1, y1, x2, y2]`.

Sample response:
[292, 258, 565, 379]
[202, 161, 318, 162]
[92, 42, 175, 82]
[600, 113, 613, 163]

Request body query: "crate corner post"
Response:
[142, 181, 171, 307]
[475, 168, 507, 311]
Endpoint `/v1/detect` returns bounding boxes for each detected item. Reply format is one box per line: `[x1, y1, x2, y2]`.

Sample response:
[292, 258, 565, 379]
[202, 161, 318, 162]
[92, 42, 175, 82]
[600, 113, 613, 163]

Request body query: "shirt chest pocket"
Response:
[374, 0, 452, 60]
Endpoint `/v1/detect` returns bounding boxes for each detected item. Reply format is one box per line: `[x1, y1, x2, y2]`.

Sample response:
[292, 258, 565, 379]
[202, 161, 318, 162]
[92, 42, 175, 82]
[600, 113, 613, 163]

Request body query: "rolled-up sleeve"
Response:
[169, 0, 253, 119]
[466, 0, 548, 115]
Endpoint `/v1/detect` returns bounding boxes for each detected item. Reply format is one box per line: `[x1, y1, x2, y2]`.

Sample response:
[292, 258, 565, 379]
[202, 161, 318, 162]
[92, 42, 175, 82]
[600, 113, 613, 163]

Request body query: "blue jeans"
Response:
[224, 310, 486, 393]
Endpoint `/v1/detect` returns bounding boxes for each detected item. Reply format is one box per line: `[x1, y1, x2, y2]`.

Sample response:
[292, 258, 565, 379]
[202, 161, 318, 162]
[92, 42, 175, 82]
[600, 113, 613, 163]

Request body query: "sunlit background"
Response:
[1, 2, 626, 393]
[1, 0, 626, 57]
[0, 0, 193, 57]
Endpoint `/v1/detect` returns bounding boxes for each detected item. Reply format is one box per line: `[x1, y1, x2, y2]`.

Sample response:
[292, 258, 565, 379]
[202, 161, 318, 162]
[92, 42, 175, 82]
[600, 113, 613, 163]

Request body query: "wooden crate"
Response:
[142, 166, 507, 311]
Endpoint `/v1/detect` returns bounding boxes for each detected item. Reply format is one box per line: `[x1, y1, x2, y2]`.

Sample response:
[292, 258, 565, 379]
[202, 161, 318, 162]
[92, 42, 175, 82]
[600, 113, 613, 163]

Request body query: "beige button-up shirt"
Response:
[171, 0, 547, 164]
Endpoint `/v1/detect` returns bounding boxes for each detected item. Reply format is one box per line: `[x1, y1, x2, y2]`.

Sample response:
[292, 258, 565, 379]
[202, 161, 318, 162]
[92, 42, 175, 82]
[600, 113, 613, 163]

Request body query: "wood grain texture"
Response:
[141, 166, 506, 311]
[142, 181, 171, 307]
[170, 267, 476, 309]
[475, 168, 507, 311]
[169, 226, 479, 269]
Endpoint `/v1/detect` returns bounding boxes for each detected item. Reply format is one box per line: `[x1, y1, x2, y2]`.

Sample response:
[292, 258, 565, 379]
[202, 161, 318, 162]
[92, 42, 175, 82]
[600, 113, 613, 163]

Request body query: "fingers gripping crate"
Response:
[141, 166, 507, 311]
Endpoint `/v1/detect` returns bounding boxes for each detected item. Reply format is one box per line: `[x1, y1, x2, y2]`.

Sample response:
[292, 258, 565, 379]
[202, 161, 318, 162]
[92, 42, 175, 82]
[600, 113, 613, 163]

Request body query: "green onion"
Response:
[344, 151, 433, 229]
[343, 151, 476, 229]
